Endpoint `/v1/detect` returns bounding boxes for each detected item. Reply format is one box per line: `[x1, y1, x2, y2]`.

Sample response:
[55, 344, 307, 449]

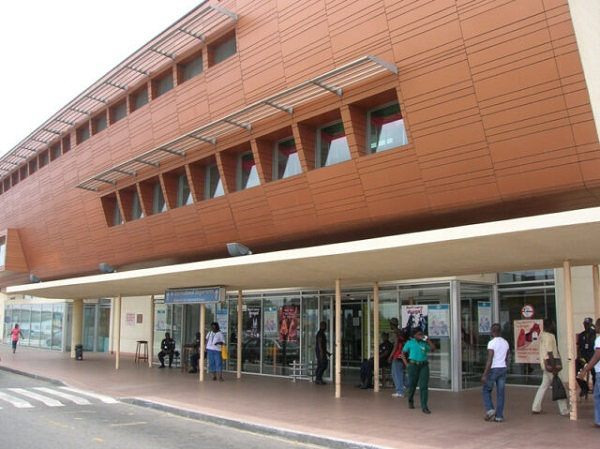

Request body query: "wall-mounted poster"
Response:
[514, 319, 543, 363]
[279, 305, 299, 343]
[428, 304, 449, 338]
[216, 309, 228, 336]
[478, 302, 492, 335]
[155, 308, 166, 331]
[246, 307, 261, 338]
[402, 305, 428, 334]
[264, 307, 278, 338]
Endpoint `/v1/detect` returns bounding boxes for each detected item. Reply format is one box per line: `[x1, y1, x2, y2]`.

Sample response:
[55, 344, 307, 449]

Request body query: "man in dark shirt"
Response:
[315, 321, 330, 385]
[358, 332, 393, 389]
[576, 317, 597, 397]
[188, 332, 201, 373]
[158, 332, 176, 368]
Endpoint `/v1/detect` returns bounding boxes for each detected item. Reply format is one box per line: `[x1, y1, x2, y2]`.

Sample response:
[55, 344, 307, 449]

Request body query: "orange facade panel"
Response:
[0, 0, 598, 284]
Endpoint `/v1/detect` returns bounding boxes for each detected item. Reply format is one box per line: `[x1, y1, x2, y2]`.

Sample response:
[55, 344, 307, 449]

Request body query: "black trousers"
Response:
[158, 350, 174, 366]
[577, 357, 596, 391]
[315, 357, 328, 381]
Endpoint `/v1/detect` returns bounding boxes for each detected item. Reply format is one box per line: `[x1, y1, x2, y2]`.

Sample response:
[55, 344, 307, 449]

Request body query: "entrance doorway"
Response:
[82, 303, 111, 352]
[460, 283, 494, 388]
[341, 300, 364, 369]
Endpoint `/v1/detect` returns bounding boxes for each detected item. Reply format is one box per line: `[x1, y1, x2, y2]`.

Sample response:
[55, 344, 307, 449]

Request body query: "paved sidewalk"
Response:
[0, 346, 598, 448]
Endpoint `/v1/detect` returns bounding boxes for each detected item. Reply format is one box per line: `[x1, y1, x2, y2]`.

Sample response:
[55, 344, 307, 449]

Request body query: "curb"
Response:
[0, 365, 66, 386]
[122, 398, 393, 449]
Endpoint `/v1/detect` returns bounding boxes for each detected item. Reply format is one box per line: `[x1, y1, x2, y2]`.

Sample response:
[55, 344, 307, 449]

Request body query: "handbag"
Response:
[544, 357, 563, 373]
[551, 374, 567, 401]
[221, 345, 228, 360]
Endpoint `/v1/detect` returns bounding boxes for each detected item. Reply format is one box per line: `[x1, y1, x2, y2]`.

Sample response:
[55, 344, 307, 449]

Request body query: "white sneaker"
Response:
[391, 393, 404, 398]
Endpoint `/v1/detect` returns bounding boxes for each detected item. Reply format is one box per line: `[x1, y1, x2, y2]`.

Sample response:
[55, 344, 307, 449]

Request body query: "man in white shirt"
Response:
[481, 323, 510, 422]
[579, 317, 600, 427]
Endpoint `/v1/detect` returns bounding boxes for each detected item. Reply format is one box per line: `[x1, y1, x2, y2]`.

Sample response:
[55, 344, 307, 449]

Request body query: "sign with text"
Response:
[164, 287, 224, 304]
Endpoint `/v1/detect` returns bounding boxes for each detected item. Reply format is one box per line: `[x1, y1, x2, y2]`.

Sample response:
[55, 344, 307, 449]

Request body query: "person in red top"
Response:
[387, 318, 408, 398]
[11, 323, 24, 353]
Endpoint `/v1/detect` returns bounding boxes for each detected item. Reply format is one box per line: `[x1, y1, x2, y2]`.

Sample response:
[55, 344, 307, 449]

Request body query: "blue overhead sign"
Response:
[164, 287, 223, 304]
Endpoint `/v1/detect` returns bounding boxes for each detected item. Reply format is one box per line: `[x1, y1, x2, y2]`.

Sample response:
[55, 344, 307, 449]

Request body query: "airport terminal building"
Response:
[1, 0, 600, 396]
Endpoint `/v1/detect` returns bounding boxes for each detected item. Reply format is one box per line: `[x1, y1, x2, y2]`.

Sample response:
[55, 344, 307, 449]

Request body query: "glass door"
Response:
[460, 283, 494, 389]
[83, 304, 111, 352]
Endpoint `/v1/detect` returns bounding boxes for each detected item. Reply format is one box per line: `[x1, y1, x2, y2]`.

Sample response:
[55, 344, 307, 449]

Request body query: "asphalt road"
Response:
[0, 370, 325, 449]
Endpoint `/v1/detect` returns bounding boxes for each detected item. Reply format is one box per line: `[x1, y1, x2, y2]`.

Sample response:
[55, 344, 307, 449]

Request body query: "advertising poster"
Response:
[514, 319, 543, 363]
[216, 309, 228, 335]
[264, 307, 278, 338]
[402, 305, 428, 334]
[279, 305, 299, 343]
[246, 306, 261, 338]
[478, 302, 492, 335]
[428, 304, 449, 338]
[155, 308, 166, 331]
[126, 312, 135, 326]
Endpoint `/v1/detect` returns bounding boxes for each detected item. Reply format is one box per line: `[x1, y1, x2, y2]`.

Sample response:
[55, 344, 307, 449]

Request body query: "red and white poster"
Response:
[514, 319, 542, 363]
[279, 305, 299, 343]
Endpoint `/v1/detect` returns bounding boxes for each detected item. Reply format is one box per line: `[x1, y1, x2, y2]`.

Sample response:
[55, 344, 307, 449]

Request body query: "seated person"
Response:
[358, 332, 393, 389]
[188, 332, 201, 373]
[158, 332, 176, 368]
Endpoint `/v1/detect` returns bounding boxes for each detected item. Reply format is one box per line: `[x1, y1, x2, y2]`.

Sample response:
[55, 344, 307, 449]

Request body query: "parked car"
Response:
[242, 338, 299, 364]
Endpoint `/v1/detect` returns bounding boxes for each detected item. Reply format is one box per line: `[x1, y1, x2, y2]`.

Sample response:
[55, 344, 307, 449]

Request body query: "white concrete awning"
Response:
[8, 207, 600, 299]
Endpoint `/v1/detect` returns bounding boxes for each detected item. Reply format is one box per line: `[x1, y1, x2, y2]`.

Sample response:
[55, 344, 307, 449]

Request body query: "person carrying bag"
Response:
[531, 319, 569, 415]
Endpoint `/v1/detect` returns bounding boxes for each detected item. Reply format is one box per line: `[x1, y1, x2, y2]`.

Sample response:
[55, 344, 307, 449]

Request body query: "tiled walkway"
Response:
[0, 346, 598, 448]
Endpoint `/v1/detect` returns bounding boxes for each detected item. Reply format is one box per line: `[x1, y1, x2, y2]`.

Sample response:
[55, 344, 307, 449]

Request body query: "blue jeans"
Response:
[391, 358, 406, 394]
[482, 367, 507, 419]
[594, 376, 600, 425]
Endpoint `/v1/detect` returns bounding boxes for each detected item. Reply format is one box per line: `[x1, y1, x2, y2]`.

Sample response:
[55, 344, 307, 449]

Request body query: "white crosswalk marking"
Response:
[0, 391, 34, 408]
[0, 386, 118, 409]
[59, 386, 119, 404]
[8, 388, 64, 407]
[33, 387, 92, 405]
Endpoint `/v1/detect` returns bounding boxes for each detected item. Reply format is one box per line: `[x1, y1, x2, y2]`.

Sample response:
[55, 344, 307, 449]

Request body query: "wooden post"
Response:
[374, 282, 380, 393]
[593, 265, 600, 320]
[237, 289, 243, 379]
[335, 278, 342, 398]
[115, 294, 121, 370]
[149, 295, 155, 368]
[200, 303, 206, 382]
[563, 260, 577, 420]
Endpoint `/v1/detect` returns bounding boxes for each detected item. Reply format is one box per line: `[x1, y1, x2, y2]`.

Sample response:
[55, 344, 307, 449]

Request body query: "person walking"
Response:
[481, 323, 510, 422]
[11, 323, 24, 353]
[531, 319, 569, 416]
[388, 318, 408, 397]
[206, 322, 225, 381]
[403, 328, 436, 414]
[315, 321, 330, 385]
[578, 317, 600, 428]
[576, 317, 596, 398]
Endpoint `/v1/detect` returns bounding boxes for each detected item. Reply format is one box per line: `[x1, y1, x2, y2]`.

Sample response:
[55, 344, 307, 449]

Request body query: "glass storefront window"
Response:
[3, 303, 67, 351]
[498, 270, 556, 386]
[399, 283, 451, 389]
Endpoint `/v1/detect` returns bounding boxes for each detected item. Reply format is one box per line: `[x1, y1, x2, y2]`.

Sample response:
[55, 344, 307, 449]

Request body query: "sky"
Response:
[0, 0, 204, 157]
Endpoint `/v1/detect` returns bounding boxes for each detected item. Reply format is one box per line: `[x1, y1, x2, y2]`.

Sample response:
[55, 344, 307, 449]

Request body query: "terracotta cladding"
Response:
[0, 0, 599, 284]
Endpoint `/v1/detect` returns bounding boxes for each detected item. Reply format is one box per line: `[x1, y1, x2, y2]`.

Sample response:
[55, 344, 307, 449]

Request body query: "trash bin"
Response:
[75, 344, 83, 360]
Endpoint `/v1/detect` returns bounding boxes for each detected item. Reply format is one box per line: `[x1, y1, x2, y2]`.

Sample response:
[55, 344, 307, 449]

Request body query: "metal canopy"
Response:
[76, 55, 398, 192]
[0, 3, 237, 180]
